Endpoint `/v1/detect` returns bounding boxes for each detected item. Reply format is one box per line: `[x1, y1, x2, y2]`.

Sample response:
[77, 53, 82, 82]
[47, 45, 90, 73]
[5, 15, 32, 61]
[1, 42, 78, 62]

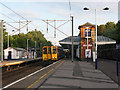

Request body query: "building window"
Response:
[85, 29, 91, 38]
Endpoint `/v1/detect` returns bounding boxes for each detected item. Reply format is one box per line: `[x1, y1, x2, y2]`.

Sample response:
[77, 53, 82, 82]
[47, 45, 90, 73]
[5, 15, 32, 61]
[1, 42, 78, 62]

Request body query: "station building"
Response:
[59, 22, 116, 60]
[4, 47, 36, 60]
[4, 47, 27, 60]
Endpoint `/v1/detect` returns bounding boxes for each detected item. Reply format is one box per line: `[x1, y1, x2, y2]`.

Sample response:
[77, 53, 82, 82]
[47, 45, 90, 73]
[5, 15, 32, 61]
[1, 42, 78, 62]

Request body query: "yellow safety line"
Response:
[26, 60, 64, 90]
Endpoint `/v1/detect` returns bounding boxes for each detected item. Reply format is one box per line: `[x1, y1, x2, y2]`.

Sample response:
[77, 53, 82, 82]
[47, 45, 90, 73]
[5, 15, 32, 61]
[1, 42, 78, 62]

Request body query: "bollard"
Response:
[87, 56, 88, 62]
[116, 47, 118, 76]
[95, 58, 98, 69]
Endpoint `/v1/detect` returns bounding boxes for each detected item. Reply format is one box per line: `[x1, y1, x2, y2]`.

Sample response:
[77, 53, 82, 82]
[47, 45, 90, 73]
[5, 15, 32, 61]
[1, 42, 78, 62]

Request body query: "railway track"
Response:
[2, 60, 53, 87]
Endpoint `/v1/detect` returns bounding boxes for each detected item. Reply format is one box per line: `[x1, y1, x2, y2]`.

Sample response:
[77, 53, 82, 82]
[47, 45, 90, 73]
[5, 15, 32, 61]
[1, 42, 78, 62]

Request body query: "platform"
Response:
[0, 57, 42, 67]
[40, 60, 118, 88]
[2, 59, 119, 89]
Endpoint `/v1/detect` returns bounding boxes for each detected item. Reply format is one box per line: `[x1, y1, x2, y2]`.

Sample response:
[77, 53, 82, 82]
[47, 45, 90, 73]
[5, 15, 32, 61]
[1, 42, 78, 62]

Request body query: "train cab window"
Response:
[48, 47, 51, 54]
[43, 48, 47, 54]
[53, 48, 56, 54]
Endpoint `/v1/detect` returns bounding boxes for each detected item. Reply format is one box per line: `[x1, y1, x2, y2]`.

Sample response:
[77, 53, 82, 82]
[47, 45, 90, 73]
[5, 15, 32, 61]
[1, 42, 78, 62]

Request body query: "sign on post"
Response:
[85, 49, 91, 58]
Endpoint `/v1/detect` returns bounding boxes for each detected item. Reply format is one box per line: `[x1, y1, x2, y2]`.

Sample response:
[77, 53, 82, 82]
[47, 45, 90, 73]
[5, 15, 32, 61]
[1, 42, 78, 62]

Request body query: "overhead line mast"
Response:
[42, 19, 71, 37]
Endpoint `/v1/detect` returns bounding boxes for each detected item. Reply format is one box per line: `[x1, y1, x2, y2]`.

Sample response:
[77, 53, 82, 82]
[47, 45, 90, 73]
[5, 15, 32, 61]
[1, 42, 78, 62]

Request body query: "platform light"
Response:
[83, 7, 109, 69]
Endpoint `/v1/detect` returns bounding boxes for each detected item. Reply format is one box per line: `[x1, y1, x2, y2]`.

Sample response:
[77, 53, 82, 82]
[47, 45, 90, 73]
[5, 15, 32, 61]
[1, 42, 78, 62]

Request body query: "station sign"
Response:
[83, 44, 92, 47]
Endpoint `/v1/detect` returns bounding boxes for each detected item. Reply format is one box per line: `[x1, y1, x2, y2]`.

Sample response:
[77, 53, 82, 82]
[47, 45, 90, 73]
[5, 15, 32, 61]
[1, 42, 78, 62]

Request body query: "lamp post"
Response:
[5, 33, 9, 48]
[1, 20, 3, 62]
[35, 41, 36, 58]
[95, 8, 98, 69]
[86, 27, 89, 62]
[71, 16, 74, 62]
[7, 33, 9, 48]
[7, 30, 15, 48]
[95, 7, 109, 69]
[83, 7, 109, 69]
[27, 39, 29, 59]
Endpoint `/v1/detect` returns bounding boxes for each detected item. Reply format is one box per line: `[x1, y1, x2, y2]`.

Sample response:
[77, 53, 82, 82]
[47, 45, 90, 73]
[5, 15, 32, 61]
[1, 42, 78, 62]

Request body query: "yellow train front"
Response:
[51, 46, 58, 60]
[42, 46, 64, 62]
[42, 46, 51, 60]
[42, 46, 48, 61]
[51, 46, 65, 61]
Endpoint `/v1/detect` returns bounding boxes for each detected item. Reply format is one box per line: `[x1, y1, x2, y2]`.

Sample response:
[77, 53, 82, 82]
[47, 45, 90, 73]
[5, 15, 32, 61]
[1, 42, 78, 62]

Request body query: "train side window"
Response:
[43, 48, 47, 54]
[53, 48, 56, 54]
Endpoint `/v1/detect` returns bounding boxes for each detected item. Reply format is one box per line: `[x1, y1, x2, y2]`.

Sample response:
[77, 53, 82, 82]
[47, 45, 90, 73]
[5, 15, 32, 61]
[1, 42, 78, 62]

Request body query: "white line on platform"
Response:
[2, 60, 61, 89]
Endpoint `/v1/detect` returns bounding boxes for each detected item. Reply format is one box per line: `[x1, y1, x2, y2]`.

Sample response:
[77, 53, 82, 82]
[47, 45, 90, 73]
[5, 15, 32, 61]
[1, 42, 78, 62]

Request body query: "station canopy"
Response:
[59, 36, 116, 49]
[59, 36, 80, 45]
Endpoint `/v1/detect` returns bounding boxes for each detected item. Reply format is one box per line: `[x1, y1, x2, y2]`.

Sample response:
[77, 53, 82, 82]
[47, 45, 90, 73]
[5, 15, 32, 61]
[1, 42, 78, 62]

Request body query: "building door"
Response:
[8, 51, 12, 60]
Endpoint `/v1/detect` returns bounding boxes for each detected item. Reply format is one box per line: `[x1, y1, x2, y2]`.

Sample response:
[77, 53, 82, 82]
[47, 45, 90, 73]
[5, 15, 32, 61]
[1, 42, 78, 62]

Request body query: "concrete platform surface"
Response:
[2, 59, 119, 89]
[0, 57, 42, 67]
[40, 60, 119, 88]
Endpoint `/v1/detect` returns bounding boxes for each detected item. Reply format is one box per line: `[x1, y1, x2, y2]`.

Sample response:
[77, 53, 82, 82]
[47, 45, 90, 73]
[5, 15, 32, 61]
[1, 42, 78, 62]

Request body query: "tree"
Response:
[105, 22, 116, 30]
[98, 24, 106, 35]
[3, 30, 52, 49]
[103, 22, 116, 40]
[115, 21, 120, 44]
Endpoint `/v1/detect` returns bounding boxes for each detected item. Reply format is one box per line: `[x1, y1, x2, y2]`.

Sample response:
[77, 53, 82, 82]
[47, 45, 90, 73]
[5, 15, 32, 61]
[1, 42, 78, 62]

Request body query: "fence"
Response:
[97, 48, 120, 86]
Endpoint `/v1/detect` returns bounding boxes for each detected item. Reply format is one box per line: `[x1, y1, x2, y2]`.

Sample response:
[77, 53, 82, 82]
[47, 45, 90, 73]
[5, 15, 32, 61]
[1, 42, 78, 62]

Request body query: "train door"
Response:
[48, 46, 52, 60]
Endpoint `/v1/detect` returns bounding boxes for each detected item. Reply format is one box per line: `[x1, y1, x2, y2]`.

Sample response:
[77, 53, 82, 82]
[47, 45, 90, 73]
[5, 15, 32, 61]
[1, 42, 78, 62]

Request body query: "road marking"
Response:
[26, 60, 64, 89]
[2, 60, 61, 89]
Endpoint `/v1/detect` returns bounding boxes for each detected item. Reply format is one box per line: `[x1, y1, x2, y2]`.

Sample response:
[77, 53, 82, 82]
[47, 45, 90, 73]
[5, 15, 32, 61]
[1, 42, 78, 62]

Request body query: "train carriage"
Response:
[42, 46, 65, 61]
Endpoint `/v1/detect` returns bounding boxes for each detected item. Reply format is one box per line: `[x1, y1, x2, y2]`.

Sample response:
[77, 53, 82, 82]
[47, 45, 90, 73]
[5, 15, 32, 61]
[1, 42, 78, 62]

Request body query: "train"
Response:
[42, 46, 65, 61]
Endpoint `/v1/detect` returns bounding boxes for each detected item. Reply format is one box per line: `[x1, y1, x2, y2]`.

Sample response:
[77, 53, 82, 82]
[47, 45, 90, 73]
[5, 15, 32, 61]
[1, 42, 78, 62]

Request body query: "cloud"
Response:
[7, 9, 40, 21]
[17, 10, 40, 20]
[52, 8, 71, 17]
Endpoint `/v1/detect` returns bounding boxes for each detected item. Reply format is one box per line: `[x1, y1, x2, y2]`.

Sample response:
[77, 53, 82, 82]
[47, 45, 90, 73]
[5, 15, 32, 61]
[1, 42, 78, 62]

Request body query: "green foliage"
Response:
[3, 29, 52, 49]
[98, 24, 106, 35]
[98, 21, 120, 43]
[116, 21, 120, 44]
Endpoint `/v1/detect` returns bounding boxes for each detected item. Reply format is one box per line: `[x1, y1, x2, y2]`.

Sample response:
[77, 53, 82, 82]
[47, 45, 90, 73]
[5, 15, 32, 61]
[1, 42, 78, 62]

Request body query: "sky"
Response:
[0, 0, 119, 46]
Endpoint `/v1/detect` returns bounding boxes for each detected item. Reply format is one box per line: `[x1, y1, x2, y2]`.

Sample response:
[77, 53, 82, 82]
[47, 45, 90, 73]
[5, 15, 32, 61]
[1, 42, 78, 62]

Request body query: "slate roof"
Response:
[59, 36, 80, 42]
[59, 36, 116, 45]
[78, 22, 95, 29]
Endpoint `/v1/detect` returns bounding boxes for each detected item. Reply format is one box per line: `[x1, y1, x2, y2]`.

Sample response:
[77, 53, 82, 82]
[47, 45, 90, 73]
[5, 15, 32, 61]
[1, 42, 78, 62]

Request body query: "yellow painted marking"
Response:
[26, 60, 64, 90]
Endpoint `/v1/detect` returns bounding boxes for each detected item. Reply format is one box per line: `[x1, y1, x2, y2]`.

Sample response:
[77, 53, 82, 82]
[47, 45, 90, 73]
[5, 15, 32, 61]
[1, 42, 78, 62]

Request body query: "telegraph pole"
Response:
[26, 20, 29, 59]
[7, 33, 9, 48]
[27, 39, 29, 59]
[35, 41, 36, 58]
[47, 20, 48, 33]
[54, 20, 56, 38]
[27, 20, 28, 32]
[1, 20, 3, 62]
[19, 20, 20, 34]
[71, 16, 74, 62]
